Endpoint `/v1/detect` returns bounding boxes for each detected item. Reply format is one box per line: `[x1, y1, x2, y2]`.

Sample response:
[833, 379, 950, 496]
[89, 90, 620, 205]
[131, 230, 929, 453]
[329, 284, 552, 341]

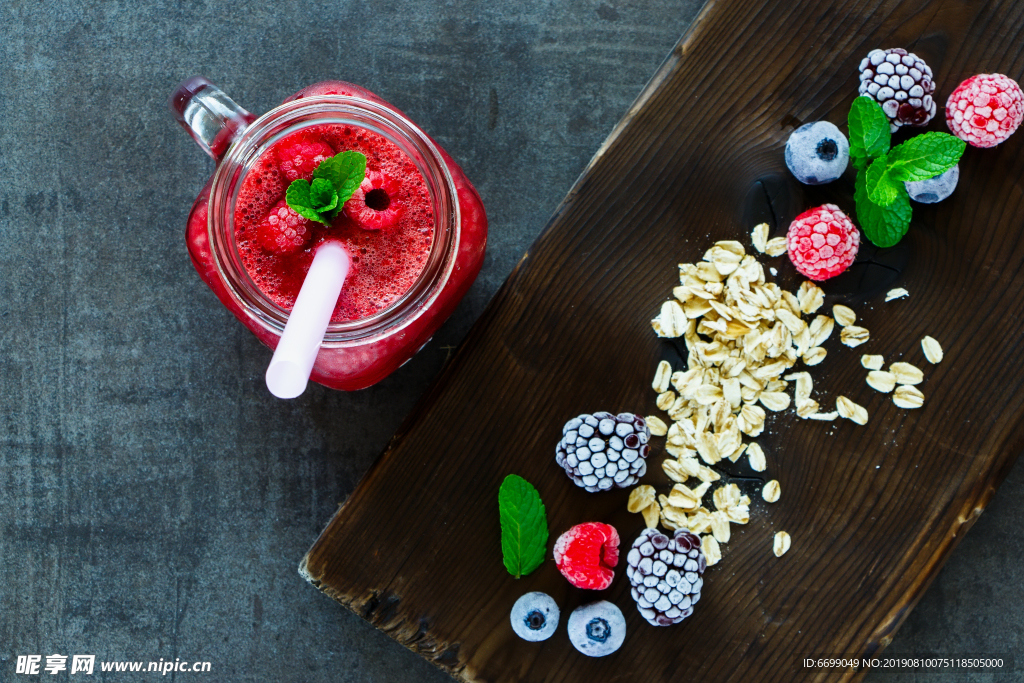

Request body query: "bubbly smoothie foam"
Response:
[234, 124, 434, 322]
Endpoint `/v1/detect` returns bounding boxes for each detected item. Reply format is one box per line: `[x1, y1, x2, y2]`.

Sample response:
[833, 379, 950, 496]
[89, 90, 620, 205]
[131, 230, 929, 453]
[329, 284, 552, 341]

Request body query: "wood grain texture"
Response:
[302, 1, 1024, 680]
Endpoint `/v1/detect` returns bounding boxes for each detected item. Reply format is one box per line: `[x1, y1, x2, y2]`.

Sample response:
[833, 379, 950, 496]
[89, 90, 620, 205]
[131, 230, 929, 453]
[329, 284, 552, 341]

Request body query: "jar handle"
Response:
[169, 76, 256, 161]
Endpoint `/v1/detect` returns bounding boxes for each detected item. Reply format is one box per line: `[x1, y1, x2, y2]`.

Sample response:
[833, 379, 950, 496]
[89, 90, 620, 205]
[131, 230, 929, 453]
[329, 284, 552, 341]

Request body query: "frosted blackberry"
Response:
[510, 592, 559, 642]
[858, 48, 936, 131]
[625, 528, 705, 626]
[785, 121, 849, 185]
[555, 412, 650, 492]
[905, 165, 959, 204]
[567, 601, 626, 657]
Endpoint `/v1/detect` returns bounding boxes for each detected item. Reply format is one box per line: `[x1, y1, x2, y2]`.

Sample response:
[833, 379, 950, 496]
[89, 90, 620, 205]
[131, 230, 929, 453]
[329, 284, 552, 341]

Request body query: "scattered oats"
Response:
[667, 483, 702, 510]
[762, 479, 781, 503]
[803, 347, 827, 366]
[641, 502, 660, 529]
[785, 371, 812, 402]
[921, 336, 943, 364]
[645, 415, 668, 436]
[893, 385, 925, 409]
[890, 362, 923, 386]
[710, 510, 731, 543]
[796, 399, 820, 418]
[727, 443, 748, 464]
[652, 360, 672, 393]
[697, 465, 721, 483]
[832, 304, 856, 327]
[651, 300, 688, 337]
[694, 384, 724, 405]
[627, 485, 657, 513]
[840, 325, 870, 347]
[747, 442, 766, 471]
[797, 282, 825, 314]
[759, 391, 791, 412]
[773, 531, 791, 557]
[807, 411, 838, 421]
[712, 483, 741, 511]
[751, 223, 770, 253]
[885, 287, 909, 301]
[764, 237, 788, 257]
[808, 315, 835, 347]
[836, 396, 868, 425]
[702, 534, 722, 566]
[861, 354, 884, 370]
[662, 459, 688, 483]
[770, 267, 779, 276]
[656, 390, 676, 411]
[866, 370, 896, 393]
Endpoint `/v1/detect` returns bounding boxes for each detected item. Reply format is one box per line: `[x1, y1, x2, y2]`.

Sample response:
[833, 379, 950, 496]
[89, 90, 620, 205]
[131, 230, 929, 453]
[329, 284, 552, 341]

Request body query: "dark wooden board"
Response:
[301, 1, 1024, 680]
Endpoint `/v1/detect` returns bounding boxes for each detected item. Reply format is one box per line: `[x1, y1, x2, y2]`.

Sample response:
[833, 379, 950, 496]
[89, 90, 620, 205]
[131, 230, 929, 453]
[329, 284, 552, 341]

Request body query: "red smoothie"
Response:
[234, 124, 434, 321]
[179, 80, 488, 391]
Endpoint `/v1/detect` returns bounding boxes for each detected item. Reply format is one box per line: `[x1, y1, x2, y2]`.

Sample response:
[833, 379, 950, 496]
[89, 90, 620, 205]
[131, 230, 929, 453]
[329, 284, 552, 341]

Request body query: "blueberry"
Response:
[510, 592, 559, 642]
[567, 601, 626, 657]
[905, 165, 959, 203]
[785, 121, 850, 185]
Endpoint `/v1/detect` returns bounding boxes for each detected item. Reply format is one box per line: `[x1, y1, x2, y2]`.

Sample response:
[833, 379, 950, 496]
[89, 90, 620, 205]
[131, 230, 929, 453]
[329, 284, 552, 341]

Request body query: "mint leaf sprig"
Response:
[498, 474, 548, 579]
[848, 96, 966, 248]
[285, 150, 367, 225]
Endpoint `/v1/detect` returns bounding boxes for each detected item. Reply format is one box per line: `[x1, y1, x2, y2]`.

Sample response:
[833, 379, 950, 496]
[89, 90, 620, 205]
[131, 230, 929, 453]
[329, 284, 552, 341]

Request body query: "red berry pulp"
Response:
[235, 125, 434, 322]
[183, 81, 488, 390]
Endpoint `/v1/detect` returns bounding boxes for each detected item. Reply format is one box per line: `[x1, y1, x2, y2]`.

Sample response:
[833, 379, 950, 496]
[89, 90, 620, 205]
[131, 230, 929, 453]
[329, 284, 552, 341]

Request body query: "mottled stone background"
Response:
[0, 1, 1019, 681]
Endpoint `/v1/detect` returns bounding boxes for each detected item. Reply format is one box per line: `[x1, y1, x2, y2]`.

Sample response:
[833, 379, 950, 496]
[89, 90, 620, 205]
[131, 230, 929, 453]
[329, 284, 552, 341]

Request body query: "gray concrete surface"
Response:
[0, 1, 1019, 682]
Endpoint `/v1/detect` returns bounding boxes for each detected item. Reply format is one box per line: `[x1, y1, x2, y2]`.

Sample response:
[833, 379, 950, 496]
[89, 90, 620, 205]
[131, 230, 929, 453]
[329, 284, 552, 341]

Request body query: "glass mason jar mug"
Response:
[170, 78, 487, 391]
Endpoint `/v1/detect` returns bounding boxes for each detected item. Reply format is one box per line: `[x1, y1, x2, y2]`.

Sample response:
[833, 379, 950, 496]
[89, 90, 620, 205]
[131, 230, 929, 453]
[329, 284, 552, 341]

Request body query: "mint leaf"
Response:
[848, 96, 891, 169]
[855, 172, 911, 248]
[885, 132, 966, 183]
[309, 177, 339, 213]
[498, 474, 548, 578]
[285, 180, 329, 225]
[866, 154, 903, 206]
[313, 151, 367, 208]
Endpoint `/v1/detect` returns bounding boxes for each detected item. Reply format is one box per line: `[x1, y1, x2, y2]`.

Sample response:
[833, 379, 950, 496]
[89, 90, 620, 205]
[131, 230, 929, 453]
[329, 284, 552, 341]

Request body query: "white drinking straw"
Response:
[265, 240, 351, 399]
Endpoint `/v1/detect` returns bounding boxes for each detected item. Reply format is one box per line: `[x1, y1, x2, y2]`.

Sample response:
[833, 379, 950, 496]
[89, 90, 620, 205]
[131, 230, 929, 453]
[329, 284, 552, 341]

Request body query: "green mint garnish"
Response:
[883, 131, 965, 183]
[312, 151, 366, 206]
[866, 153, 902, 207]
[855, 172, 911, 248]
[847, 97, 966, 246]
[285, 150, 367, 225]
[309, 177, 339, 213]
[498, 474, 548, 579]
[285, 180, 330, 225]
[848, 96, 891, 171]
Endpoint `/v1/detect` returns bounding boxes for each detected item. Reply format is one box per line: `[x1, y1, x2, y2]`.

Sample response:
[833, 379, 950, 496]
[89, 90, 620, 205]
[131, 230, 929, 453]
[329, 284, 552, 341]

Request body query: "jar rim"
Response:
[207, 95, 460, 346]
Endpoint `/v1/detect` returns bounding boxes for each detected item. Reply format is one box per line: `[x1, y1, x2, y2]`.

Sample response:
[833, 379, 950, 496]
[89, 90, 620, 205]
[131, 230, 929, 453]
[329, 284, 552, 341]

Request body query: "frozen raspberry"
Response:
[256, 200, 313, 255]
[555, 412, 650, 492]
[786, 204, 860, 282]
[553, 522, 619, 590]
[567, 601, 626, 657]
[785, 121, 849, 185]
[344, 170, 404, 230]
[858, 48, 936, 131]
[906, 165, 959, 204]
[945, 74, 1024, 148]
[510, 592, 559, 642]
[626, 528, 705, 626]
[275, 134, 334, 182]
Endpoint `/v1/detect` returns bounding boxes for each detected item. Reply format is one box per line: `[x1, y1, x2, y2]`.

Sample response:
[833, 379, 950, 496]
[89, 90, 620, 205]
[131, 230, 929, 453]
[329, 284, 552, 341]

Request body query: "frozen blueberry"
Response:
[785, 121, 849, 185]
[905, 165, 959, 203]
[510, 592, 559, 642]
[567, 601, 626, 657]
